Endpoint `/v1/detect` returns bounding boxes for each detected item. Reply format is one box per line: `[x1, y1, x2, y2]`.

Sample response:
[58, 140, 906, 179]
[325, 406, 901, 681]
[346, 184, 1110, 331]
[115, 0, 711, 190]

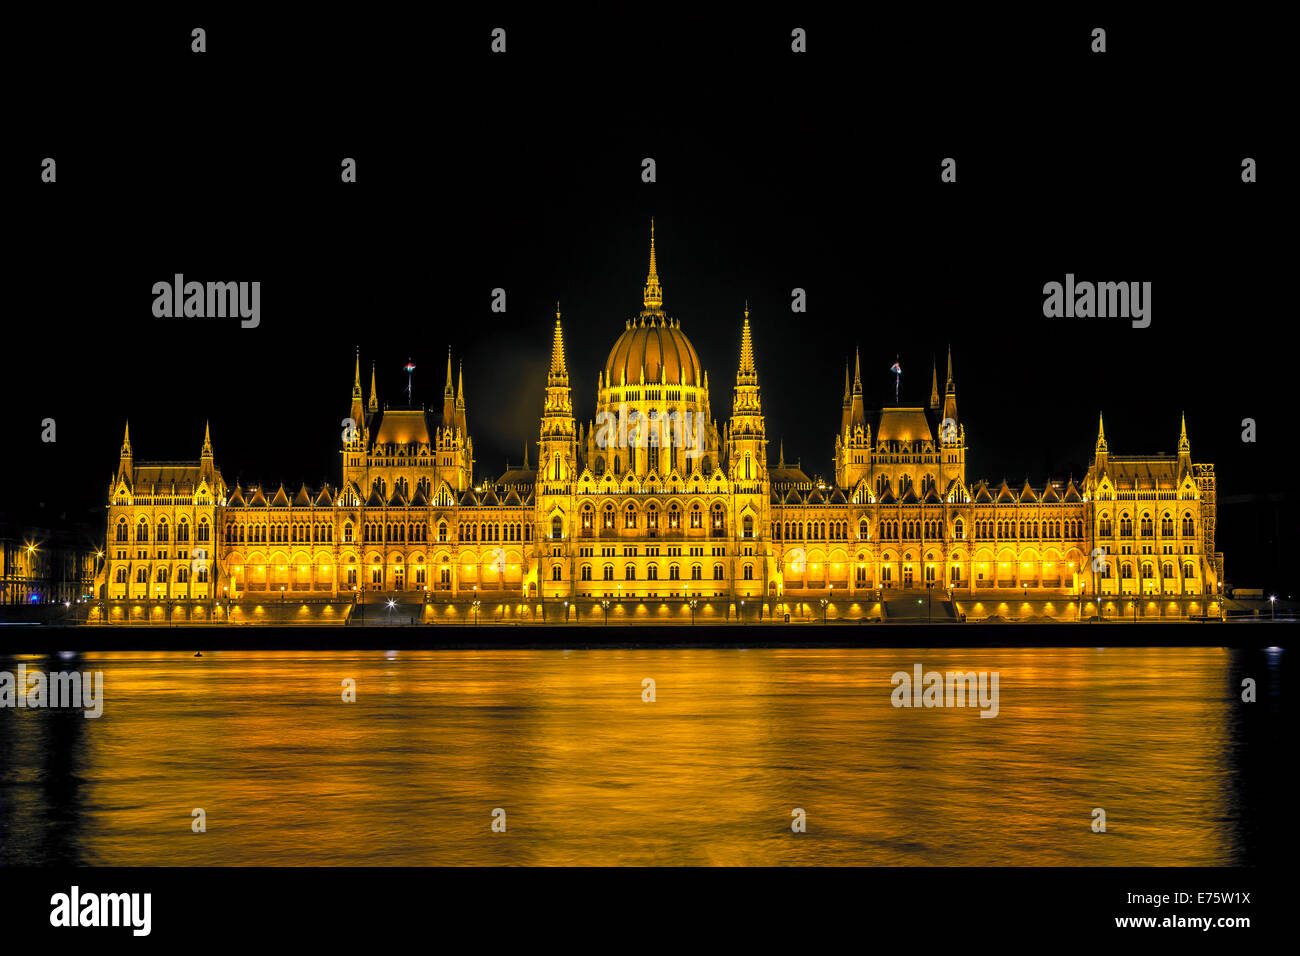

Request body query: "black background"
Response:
[5, 11, 1290, 587]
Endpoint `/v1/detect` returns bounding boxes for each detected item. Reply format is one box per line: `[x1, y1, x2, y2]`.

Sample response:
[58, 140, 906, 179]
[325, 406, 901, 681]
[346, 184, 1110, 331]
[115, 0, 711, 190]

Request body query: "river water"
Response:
[0, 647, 1282, 866]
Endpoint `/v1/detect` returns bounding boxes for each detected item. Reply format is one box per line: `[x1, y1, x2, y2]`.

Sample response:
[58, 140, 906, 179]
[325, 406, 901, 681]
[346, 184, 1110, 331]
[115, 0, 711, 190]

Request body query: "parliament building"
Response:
[91, 227, 1224, 623]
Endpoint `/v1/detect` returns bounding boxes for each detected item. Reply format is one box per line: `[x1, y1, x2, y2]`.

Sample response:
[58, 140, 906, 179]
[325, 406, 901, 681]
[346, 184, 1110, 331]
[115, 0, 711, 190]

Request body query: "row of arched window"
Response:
[225, 523, 334, 544]
[1098, 513, 1195, 537]
[1102, 560, 1197, 580]
[363, 522, 431, 543]
[116, 565, 209, 584]
[117, 516, 208, 543]
[973, 519, 1083, 540]
[771, 520, 851, 541]
[457, 522, 530, 543]
[567, 563, 749, 582]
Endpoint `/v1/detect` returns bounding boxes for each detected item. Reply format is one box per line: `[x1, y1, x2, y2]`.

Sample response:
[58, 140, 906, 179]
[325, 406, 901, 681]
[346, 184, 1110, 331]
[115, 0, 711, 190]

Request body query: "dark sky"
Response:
[6, 11, 1288, 580]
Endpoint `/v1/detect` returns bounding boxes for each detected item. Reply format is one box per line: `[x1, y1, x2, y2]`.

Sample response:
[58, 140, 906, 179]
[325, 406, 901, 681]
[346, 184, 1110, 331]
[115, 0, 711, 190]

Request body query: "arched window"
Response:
[743, 564, 753, 580]
[1161, 513, 1173, 536]
[742, 515, 754, 538]
[157, 518, 169, 542]
[1182, 512, 1195, 536]
[625, 505, 637, 529]
[1099, 514, 1112, 536]
[198, 518, 209, 542]
[1120, 513, 1133, 537]
[1140, 514, 1153, 536]
[552, 565, 562, 581]
[691, 503, 702, 528]
[115, 567, 127, 583]
[625, 564, 636, 580]
[137, 518, 149, 542]
[648, 564, 659, 580]
[116, 518, 128, 542]
[713, 564, 724, 580]
[603, 565, 614, 581]
[551, 515, 563, 539]
[177, 567, 189, 583]
[691, 564, 702, 580]
[953, 519, 964, 539]
[581, 565, 592, 581]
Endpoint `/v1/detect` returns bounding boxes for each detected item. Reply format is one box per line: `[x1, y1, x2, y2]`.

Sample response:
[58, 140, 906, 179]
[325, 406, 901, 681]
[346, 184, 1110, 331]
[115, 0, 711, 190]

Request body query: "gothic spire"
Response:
[1178, 411, 1190, 455]
[643, 218, 663, 313]
[549, 302, 569, 386]
[736, 302, 757, 385]
[1096, 412, 1108, 453]
[929, 356, 940, 410]
[368, 361, 378, 413]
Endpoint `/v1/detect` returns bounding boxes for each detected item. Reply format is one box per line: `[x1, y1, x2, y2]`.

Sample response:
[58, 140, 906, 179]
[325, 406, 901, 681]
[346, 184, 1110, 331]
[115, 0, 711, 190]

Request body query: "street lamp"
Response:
[688, 598, 698, 625]
[601, 598, 611, 625]
[472, 598, 481, 626]
[1269, 594, 1276, 621]
[818, 597, 828, 624]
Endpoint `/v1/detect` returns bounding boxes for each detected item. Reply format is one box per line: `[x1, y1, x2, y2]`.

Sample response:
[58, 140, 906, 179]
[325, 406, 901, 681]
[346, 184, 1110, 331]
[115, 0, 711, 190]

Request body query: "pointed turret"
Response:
[778, 440, 786, 470]
[839, 362, 852, 436]
[548, 302, 569, 388]
[942, 344, 958, 426]
[1177, 411, 1191, 473]
[848, 346, 866, 431]
[368, 362, 379, 414]
[736, 302, 758, 386]
[728, 303, 766, 484]
[523, 441, 530, 470]
[348, 349, 365, 438]
[117, 420, 133, 482]
[442, 348, 456, 428]
[929, 356, 940, 411]
[538, 305, 576, 487]
[642, 219, 663, 314]
[1096, 412, 1108, 454]
[200, 420, 214, 480]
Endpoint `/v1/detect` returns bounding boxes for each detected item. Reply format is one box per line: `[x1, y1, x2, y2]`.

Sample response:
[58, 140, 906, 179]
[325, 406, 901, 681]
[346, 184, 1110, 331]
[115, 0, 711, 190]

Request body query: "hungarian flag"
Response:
[890, 360, 901, 374]
[404, 360, 416, 373]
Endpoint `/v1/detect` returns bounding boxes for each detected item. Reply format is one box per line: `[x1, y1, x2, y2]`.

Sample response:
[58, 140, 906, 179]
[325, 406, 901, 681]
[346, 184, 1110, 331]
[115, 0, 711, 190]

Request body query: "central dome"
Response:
[603, 219, 703, 388]
[605, 315, 702, 387]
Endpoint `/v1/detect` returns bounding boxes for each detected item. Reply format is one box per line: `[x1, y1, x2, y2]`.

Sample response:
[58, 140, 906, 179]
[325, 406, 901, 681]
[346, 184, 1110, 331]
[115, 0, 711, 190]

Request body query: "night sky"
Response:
[6, 12, 1288, 583]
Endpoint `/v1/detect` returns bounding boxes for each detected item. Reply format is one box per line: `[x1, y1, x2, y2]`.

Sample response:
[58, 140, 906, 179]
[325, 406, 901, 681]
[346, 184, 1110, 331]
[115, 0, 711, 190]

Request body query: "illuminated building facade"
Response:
[91, 228, 1224, 621]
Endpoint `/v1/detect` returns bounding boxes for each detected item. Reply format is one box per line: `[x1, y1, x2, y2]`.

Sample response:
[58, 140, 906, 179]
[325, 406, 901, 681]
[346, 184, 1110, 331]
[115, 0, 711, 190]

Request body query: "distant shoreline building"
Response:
[1, 515, 97, 608]
[90, 227, 1223, 623]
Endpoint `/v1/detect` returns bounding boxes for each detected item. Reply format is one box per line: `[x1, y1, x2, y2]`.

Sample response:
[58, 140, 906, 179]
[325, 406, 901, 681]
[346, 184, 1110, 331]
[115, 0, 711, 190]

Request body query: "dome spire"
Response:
[643, 218, 663, 314]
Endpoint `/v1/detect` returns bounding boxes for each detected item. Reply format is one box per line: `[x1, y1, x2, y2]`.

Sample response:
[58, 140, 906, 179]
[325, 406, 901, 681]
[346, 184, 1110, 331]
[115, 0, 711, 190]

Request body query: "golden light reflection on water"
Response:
[0, 648, 1245, 865]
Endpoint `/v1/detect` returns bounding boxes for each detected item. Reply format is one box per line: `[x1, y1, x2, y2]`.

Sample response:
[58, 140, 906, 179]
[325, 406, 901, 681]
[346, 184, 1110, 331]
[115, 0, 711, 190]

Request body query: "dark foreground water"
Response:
[0, 647, 1284, 866]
